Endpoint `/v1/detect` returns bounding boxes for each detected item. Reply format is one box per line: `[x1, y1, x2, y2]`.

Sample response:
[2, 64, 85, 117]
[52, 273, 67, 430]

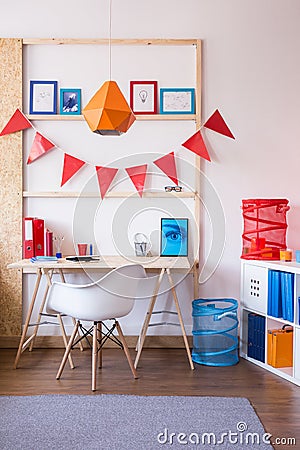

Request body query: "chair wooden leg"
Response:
[116, 321, 138, 379]
[97, 322, 102, 369]
[92, 322, 98, 391]
[56, 321, 79, 380]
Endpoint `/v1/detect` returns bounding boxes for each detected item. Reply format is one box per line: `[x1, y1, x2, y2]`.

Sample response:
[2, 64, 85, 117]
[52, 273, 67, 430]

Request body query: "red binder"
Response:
[45, 229, 53, 256]
[24, 217, 34, 258]
[33, 218, 45, 256]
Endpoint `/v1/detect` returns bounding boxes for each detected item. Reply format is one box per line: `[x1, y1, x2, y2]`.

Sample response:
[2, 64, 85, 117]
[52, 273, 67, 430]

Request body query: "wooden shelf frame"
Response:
[23, 38, 201, 122]
[23, 38, 199, 46]
[1, 38, 202, 337]
[26, 114, 196, 122]
[24, 37, 202, 296]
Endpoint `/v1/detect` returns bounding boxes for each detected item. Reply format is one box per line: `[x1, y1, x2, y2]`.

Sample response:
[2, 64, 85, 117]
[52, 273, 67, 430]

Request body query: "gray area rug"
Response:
[0, 394, 273, 449]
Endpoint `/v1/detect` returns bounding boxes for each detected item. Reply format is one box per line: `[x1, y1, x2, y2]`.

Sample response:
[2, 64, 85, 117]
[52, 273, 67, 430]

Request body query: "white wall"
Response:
[2, 0, 300, 334]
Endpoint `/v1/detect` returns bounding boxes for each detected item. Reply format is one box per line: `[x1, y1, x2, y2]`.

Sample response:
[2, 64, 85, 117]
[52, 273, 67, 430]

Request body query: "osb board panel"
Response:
[0, 38, 23, 335]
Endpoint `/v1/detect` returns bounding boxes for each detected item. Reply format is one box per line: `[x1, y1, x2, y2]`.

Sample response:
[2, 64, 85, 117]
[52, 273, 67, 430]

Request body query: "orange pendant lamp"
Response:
[82, 80, 136, 136]
[82, 0, 135, 136]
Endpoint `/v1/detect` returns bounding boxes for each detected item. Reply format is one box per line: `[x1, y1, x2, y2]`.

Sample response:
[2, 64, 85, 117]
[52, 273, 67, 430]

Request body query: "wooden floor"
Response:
[1, 347, 299, 449]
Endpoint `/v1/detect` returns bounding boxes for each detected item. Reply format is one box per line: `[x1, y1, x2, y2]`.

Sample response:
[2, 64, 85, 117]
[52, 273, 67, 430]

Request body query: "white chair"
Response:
[46, 264, 146, 391]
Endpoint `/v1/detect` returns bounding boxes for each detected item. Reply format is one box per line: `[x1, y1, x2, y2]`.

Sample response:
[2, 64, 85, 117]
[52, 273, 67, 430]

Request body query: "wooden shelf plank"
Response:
[26, 114, 196, 122]
[23, 191, 196, 199]
[26, 114, 83, 121]
[23, 38, 198, 46]
[136, 114, 196, 121]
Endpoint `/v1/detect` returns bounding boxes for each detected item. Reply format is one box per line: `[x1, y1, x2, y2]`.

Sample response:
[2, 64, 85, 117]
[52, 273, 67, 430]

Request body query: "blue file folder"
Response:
[247, 313, 255, 358]
[281, 272, 294, 322]
[267, 270, 273, 316]
[247, 313, 265, 362]
[272, 270, 282, 318]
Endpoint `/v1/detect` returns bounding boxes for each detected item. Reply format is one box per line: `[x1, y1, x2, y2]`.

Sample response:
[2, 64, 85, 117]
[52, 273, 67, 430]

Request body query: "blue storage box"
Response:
[192, 298, 239, 366]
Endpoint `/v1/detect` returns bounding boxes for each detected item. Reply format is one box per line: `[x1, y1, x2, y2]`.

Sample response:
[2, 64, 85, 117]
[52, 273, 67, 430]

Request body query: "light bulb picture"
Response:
[139, 90, 148, 103]
[131, 81, 157, 113]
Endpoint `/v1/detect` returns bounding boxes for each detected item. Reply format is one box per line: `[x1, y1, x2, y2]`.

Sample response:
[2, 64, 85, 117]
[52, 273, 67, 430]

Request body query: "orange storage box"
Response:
[267, 326, 293, 368]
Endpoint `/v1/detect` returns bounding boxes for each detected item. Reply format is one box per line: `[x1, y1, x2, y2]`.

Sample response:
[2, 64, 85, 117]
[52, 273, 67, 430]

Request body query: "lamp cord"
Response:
[109, 0, 112, 80]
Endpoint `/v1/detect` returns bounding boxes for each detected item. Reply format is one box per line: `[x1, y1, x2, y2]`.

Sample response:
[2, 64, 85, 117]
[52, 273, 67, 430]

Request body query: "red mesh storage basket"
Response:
[241, 199, 289, 260]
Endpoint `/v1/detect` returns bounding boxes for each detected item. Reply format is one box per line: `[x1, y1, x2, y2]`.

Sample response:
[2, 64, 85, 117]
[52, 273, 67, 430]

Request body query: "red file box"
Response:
[23, 217, 34, 258]
[33, 218, 44, 256]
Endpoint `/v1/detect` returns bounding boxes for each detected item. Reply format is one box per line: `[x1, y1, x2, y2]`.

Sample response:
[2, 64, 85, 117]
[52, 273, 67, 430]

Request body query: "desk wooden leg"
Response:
[56, 313, 74, 370]
[28, 269, 53, 351]
[14, 269, 42, 369]
[58, 269, 84, 352]
[57, 321, 79, 381]
[134, 268, 165, 369]
[58, 269, 65, 283]
[193, 262, 199, 300]
[166, 268, 194, 370]
[116, 321, 138, 379]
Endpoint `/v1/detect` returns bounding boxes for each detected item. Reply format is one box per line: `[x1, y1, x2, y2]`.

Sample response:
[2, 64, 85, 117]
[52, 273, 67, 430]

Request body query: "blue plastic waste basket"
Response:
[192, 298, 239, 366]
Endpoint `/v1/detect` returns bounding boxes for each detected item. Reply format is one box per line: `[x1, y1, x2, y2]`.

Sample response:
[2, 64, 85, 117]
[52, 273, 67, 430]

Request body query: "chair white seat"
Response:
[45, 264, 146, 391]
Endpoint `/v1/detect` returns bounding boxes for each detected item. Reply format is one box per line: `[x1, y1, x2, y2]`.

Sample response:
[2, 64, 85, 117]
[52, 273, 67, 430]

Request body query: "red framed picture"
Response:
[130, 81, 158, 114]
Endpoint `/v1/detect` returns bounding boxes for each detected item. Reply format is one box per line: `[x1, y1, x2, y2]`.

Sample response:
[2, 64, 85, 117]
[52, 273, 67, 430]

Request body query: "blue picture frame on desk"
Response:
[160, 218, 188, 256]
[29, 80, 58, 114]
[159, 88, 195, 114]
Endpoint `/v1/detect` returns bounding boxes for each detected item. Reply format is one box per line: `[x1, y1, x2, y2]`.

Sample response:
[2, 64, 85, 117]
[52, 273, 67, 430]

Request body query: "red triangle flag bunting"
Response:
[0, 108, 32, 136]
[182, 130, 211, 161]
[95, 166, 118, 198]
[125, 164, 147, 197]
[153, 152, 178, 185]
[27, 132, 55, 164]
[203, 109, 235, 139]
[61, 154, 86, 186]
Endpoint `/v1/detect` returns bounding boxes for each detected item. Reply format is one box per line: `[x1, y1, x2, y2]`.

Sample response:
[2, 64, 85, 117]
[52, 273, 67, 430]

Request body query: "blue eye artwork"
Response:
[160, 218, 188, 256]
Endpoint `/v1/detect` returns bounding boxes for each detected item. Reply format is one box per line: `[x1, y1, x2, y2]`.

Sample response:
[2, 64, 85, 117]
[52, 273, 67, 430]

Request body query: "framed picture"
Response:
[160, 218, 188, 257]
[29, 80, 58, 114]
[130, 81, 158, 114]
[60, 88, 81, 115]
[159, 88, 195, 114]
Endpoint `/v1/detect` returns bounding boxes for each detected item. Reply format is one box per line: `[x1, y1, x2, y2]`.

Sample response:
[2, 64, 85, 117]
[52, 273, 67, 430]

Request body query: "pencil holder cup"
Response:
[134, 242, 147, 257]
[77, 243, 87, 256]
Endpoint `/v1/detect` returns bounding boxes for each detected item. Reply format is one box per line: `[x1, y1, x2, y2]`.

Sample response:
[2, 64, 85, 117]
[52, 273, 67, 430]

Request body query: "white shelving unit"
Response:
[240, 259, 300, 386]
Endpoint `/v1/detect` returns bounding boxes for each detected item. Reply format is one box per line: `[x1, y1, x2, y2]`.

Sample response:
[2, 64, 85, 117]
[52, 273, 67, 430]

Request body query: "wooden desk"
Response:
[8, 256, 195, 370]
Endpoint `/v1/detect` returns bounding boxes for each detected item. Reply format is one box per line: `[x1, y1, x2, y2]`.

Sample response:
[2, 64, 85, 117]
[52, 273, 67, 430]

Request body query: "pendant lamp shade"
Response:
[82, 80, 136, 135]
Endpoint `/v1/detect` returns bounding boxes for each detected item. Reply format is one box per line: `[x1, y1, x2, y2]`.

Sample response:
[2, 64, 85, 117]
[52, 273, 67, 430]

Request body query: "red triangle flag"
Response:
[182, 130, 211, 161]
[61, 154, 86, 186]
[0, 108, 32, 136]
[95, 166, 118, 198]
[153, 152, 178, 185]
[125, 164, 147, 197]
[203, 109, 235, 139]
[27, 132, 55, 164]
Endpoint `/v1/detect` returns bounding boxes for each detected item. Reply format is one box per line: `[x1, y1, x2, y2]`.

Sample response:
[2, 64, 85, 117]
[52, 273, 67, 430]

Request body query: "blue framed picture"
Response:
[29, 80, 58, 114]
[60, 88, 81, 115]
[159, 88, 195, 114]
[160, 218, 188, 257]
